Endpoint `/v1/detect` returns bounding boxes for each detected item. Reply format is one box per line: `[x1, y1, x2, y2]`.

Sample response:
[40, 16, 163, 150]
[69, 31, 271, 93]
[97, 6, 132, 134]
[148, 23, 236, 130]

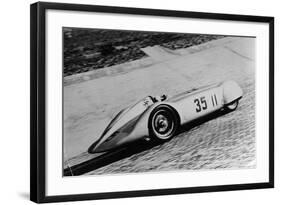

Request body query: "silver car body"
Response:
[88, 80, 243, 153]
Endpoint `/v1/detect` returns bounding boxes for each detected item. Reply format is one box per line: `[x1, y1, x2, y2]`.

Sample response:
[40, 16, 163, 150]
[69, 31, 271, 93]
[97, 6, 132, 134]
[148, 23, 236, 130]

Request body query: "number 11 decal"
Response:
[211, 94, 218, 107]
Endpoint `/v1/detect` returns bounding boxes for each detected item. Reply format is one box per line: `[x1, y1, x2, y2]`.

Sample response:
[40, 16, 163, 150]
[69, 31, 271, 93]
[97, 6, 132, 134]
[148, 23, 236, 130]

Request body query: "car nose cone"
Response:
[88, 128, 133, 153]
[88, 97, 152, 154]
[88, 139, 101, 153]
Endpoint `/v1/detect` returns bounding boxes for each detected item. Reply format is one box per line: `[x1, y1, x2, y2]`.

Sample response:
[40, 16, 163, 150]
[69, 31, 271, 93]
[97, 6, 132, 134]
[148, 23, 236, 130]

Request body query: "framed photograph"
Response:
[30, 2, 274, 203]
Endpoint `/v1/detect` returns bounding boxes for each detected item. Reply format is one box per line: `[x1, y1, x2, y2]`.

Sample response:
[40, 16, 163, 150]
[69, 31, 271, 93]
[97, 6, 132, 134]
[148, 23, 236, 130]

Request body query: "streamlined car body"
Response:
[88, 80, 243, 153]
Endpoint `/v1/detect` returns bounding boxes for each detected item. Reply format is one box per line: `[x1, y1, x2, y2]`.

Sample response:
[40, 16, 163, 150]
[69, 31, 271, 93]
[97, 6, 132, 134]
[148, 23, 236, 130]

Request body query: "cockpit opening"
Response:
[149, 94, 167, 103]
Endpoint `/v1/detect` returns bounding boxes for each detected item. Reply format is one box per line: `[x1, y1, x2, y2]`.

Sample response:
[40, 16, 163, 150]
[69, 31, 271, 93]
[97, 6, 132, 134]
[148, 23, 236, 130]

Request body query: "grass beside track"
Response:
[63, 28, 224, 76]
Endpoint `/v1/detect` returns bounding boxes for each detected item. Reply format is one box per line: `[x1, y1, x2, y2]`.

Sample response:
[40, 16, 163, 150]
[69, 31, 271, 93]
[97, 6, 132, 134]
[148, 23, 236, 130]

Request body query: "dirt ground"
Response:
[63, 37, 256, 175]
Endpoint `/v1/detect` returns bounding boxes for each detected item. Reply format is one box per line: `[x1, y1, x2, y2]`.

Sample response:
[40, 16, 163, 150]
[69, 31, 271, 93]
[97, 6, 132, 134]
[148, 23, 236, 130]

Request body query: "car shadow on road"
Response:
[64, 108, 234, 176]
[179, 108, 232, 134]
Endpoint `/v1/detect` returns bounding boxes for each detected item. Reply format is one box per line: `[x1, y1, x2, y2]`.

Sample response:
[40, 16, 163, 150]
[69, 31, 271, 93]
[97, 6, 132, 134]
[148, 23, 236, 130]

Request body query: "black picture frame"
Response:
[30, 1, 274, 203]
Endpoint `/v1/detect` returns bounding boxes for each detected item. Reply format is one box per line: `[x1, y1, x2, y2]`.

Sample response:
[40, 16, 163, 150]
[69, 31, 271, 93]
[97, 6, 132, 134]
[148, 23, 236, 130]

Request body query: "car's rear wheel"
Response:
[225, 100, 239, 111]
[149, 105, 179, 142]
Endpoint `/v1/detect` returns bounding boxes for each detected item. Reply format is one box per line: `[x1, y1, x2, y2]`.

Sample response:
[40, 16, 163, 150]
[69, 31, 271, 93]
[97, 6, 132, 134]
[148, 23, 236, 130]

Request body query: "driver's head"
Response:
[160, 94, 167, 101]
[154, 94, 167, 102]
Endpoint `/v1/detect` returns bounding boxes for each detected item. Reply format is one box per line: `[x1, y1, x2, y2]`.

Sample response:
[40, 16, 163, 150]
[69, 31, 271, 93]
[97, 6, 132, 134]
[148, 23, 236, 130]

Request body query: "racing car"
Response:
[88, 80, 243, 153]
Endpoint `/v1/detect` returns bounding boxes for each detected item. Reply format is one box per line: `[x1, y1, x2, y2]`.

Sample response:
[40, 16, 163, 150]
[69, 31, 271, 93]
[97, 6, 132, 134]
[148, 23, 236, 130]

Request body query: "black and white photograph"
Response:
[29, 2, 274, 203]
[63, 28, 256, 176]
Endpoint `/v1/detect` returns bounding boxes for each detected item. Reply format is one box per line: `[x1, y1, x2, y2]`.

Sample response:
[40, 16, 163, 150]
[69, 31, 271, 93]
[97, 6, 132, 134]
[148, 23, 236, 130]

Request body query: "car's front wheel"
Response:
[149, 105, 179, 142]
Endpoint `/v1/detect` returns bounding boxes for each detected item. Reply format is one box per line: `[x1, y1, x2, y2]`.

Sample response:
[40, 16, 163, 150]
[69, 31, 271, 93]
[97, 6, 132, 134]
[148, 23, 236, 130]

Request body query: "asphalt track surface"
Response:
[64, 37, 256, 176]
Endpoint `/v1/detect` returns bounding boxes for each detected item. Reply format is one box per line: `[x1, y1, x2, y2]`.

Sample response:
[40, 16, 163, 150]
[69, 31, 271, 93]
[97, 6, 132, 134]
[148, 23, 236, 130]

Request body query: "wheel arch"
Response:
[221, 80, 243, 104]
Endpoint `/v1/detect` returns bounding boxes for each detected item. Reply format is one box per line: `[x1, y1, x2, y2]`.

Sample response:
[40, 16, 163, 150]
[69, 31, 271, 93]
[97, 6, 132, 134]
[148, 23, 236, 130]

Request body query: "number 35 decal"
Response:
[194, 96, 207, 112]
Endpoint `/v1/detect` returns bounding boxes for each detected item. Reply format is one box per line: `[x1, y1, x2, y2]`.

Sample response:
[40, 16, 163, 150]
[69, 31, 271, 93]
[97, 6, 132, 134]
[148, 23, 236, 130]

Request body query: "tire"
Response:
[149, 105, 179, 142]
[225, 100, 239, 111]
